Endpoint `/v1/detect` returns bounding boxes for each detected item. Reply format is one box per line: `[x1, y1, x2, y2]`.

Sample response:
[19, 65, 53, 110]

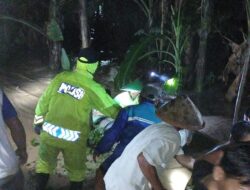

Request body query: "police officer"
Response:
[33, 47, 120, 190]
[114, 79, 143, 108]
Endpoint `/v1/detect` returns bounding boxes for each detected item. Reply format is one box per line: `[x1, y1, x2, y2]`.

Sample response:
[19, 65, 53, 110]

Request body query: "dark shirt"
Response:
[192, 160, 213, 190]
[95, 101, 161, 154]
[95, 101, 161, 173]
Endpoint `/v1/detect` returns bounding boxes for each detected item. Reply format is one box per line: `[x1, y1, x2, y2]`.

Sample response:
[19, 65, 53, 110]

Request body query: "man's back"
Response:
[104, 123, 181, 190]
[119, 101, 162, 145]
[35, 70, 119, 147]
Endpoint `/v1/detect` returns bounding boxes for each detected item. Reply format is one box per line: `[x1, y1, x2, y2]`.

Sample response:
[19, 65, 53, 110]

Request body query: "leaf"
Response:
[114, 35, 155, 89]
[46, 19, 64, 41]
[61, 48, 70, 70]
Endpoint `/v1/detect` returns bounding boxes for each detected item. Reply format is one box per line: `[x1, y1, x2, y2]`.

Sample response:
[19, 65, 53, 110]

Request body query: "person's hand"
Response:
[34, 124, 42, 135]
[16, 148, 28, 165]
[93, 152, 100, 162]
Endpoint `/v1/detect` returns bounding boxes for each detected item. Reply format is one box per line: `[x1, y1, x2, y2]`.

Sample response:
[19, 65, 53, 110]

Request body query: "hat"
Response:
[78, 47, 98, 63]
[120, 79, 143, 92]
[157, 95, 205, 130]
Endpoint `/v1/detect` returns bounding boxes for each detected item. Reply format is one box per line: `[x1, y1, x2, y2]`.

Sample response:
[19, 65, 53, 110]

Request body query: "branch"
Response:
[0, 15, 47, 37]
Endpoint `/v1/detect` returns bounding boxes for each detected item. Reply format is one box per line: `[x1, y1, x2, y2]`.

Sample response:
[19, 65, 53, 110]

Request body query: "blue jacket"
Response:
[95, 101, 162, 154]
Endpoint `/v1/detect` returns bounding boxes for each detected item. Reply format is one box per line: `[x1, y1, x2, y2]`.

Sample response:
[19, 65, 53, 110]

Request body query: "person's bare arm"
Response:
[137, 152, 166, 190]
[175, 154, 195, 170]
[5, 117, 27, 165]
[199, 150, 224, 165]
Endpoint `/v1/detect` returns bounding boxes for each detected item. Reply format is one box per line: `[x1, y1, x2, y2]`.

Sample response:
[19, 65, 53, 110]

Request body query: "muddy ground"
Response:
[0, 55, 249, 190]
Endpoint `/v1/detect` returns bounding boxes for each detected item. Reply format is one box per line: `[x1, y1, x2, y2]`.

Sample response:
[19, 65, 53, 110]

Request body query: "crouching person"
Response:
[104, 95, 205, 190]
[94, 84, 162, 190]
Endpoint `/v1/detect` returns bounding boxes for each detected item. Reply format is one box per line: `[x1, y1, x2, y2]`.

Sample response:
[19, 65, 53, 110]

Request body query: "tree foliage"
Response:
[0, 0, 248, 92]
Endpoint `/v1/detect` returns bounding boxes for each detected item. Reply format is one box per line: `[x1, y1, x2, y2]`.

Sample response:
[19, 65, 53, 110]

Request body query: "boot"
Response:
[35, 173, 49, 190]
[69, 181, 83, 190]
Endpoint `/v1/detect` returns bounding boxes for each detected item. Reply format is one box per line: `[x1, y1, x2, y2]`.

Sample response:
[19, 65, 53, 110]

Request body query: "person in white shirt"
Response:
[0, 89, 27, 190]
[104, 95, 204, 190]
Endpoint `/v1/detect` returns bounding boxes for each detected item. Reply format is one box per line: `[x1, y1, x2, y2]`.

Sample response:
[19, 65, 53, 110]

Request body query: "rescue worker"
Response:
[93, 84, 162, 190]
[114, 79, 142, 108]
[0, 88, 27, 190]
[103, 95, 205, 190]
[33, 47, 120, 190]
[91, 79, 142, 143]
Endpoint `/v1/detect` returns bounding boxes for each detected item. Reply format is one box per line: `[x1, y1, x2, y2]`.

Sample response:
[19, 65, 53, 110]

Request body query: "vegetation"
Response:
[0, 0, 248, 92]
[115, 3, 188, 92]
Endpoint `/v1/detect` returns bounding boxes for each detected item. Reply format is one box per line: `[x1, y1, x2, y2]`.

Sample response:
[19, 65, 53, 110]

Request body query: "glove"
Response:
[34, 124, 43, 135]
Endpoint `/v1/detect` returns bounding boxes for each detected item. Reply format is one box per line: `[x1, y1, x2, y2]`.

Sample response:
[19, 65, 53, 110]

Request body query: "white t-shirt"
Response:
[104, 122, 181, 190]
[0, 90, 18, 179]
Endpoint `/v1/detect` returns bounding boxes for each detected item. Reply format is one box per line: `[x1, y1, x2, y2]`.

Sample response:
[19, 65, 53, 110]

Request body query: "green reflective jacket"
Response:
[35, 64, 120, 148]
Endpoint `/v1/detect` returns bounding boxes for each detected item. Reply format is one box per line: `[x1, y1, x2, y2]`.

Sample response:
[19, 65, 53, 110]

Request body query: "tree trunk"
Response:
[48, 0, 61, 71]
[159, 0, 167, 61]
[195, 29, 207, 92]
[0, 21, 9, 63]
[195, 0, 212, 92]
[79, 0, 89, 48]
[183, 33, 199, 89]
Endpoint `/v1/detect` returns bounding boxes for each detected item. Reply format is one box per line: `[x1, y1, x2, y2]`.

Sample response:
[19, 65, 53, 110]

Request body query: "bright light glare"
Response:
[168, 168, 191, 190]
[160, 75, 168, 82]
[166, 78, 175, 86]
[160, 166, 191, 190]
[150, 71, 157, 77]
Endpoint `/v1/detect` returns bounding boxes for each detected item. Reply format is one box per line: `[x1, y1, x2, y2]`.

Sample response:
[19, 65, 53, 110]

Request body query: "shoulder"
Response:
[53, 71, 72, 80]
[151, 122, 174, 130]
[144, 123, 180, 139]
[84, 81, 106, 93]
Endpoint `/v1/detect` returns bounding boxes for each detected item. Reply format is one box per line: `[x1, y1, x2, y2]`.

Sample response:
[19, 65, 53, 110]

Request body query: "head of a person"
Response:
[230, 121, 250, 142]
[76, 47, 99, 75]
[244, 108, 250, 122]
[209, 143, 250, 190]
[120, 79, 142, 100]
[156, 95, 205, 131]
[139, 84, 161, 104]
